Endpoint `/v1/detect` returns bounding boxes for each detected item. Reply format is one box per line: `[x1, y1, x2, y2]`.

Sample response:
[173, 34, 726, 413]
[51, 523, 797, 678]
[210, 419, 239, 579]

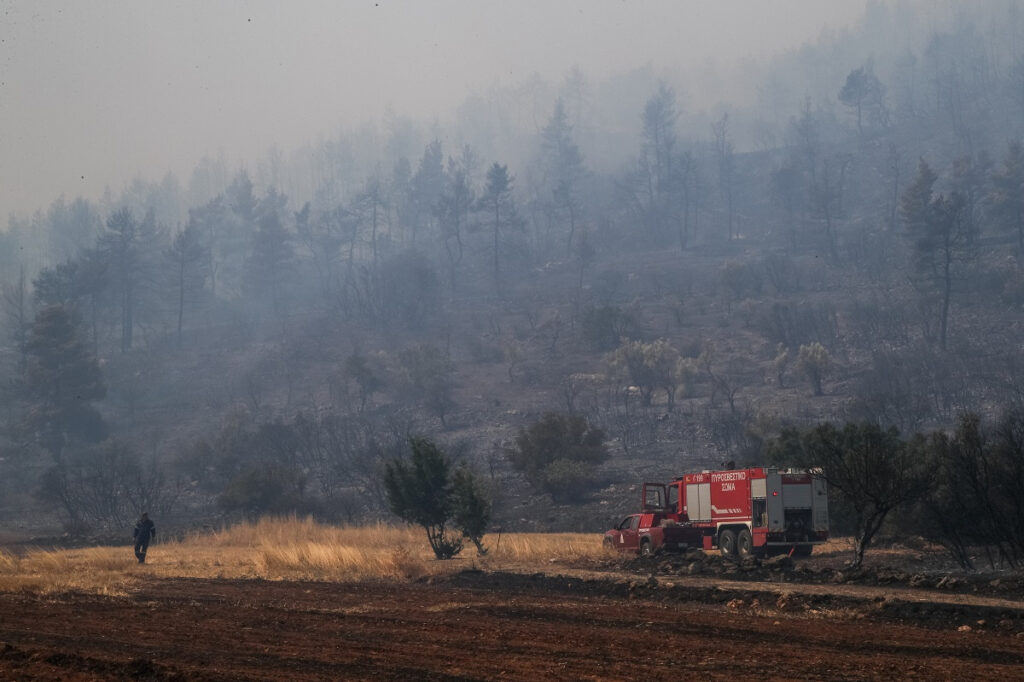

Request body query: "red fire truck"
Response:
[607, 467, 829, 557]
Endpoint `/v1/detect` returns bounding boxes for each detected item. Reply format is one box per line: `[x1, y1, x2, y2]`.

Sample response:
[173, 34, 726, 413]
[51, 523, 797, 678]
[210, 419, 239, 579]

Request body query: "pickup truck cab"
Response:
[604, 512, 699, 556]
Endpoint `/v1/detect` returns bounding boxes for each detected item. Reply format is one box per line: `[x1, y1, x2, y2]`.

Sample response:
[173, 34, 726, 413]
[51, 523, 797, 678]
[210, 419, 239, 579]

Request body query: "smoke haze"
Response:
[2, 0, 867, 217]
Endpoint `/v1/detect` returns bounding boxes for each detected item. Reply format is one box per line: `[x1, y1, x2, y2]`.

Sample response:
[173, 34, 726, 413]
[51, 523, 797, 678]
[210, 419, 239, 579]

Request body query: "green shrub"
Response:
[508, 412, 608, 502]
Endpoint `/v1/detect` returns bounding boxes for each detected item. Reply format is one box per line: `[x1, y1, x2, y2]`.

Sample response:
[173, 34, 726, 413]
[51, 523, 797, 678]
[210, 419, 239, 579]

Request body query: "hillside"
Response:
[3, 2, 1024, 541]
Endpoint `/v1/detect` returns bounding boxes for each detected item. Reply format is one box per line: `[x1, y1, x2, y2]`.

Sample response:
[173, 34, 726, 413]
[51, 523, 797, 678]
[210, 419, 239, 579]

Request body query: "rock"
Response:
[687, 562, 704, 575]
[833, 567, 872, 584]
[762, 554, 794, 571]
[957, 625, 972, 632]
[875, 568, 908, 583]
[909, 574, 932, 588]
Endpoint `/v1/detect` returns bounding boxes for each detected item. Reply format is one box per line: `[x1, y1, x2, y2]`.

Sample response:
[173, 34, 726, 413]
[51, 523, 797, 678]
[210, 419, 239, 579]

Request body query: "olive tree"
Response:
[607, 338, 682, 409]
[769, 422, 928, 568]
[797, 342, 831, 396]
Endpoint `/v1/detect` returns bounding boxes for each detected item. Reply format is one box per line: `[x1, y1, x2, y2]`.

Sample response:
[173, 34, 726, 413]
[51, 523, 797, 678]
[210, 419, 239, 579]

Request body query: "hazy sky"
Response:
[1, 0, 868, 219]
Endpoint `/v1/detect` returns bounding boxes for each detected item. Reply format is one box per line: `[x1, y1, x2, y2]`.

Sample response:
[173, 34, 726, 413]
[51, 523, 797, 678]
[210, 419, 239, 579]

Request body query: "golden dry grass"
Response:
[0, 516, 605, 596]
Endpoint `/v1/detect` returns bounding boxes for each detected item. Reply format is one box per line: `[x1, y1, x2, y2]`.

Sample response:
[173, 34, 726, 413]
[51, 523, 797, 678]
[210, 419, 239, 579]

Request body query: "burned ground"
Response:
[1, 562, 1023, 681]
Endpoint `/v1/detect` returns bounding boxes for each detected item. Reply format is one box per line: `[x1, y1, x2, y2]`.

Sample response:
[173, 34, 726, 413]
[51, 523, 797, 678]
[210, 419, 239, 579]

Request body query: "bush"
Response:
[538, 460, 593, 503]
[218, 466, 318, 520]
[579, 305, 637, 351]
[913, 411, 1024, 569]
[37, 439, 175, 534]
[399, 344, 456, 426]
[507, 412, 608, 502]
[374, 250, 441, 330]
[755, 301, 838, 349]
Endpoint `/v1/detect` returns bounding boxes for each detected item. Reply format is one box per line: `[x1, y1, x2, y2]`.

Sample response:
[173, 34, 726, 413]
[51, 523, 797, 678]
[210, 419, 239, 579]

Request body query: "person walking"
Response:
[133, 512, 156, 563]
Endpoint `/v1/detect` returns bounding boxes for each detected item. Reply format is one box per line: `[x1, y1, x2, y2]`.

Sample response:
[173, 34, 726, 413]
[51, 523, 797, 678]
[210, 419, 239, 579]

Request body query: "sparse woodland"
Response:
[3, 3, 1024, 567]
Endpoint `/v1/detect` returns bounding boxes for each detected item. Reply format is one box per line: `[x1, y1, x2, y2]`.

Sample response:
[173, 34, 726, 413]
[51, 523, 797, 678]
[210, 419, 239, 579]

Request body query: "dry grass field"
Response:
[0, 516, 603, 595]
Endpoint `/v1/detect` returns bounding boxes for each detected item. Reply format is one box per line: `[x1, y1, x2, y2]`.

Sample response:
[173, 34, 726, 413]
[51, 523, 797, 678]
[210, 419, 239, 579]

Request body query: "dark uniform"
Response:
[133, 513, 156, 563]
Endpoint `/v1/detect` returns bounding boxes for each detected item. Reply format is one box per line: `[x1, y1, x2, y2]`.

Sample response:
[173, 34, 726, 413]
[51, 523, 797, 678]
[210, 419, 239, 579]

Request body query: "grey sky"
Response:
[1, 0, 867, 218]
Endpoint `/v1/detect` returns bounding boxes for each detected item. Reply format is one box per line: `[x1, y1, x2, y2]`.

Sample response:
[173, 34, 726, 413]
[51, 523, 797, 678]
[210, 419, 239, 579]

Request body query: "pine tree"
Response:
[476, 163, 522, 298]
[21, 304, 107, 460]
[900, 159, 973, 350]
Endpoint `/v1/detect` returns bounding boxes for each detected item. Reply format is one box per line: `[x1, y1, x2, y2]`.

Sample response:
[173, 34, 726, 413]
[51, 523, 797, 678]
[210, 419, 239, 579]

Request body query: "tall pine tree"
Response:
[22, 304, 107, 460]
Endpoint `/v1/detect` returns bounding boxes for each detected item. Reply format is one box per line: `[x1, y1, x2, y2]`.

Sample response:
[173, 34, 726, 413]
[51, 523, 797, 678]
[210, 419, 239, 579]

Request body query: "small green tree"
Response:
[452, 464, 491, 556]
[384, 438, 490, 559]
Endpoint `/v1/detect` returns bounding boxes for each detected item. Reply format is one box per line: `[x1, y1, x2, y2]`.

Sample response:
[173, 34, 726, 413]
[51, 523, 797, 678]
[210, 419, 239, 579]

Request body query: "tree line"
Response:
[2, 9, 1024, 539]
[768, 410, 1024, 569]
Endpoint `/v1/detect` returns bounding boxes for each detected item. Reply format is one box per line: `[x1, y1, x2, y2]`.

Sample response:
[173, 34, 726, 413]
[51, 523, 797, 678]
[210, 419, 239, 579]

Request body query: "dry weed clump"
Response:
[0, 517, 605, 595]
[814, 538, 854, 556]
[487, 531, 602, 564]
[204, 517, 438, 580]
[0, 550, 18, 573]
[0, 546, 141, 595]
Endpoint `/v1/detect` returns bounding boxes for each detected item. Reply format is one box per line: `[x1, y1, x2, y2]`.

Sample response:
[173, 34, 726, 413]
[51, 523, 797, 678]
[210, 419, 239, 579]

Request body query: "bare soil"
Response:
[1, 565, 1023, 681]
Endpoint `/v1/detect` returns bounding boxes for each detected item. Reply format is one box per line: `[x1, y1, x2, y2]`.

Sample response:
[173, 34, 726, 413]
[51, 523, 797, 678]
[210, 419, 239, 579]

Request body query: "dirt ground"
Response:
[1, 568, 1023, 681]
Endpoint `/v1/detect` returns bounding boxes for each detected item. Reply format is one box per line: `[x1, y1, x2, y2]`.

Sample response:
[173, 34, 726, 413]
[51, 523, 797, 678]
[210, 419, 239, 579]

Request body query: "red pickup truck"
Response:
[603, 512, 701, 556]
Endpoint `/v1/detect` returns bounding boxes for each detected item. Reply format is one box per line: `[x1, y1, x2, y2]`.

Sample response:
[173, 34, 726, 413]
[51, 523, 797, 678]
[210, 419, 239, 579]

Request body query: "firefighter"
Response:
[133, 512, 156, 564]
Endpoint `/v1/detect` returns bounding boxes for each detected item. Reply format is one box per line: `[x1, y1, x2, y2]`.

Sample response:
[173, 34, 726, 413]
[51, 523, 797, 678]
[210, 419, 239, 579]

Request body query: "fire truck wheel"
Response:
[718, 529, 738, 557]
[639, 539, 654, 557]
[736, 529, 753, 557]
